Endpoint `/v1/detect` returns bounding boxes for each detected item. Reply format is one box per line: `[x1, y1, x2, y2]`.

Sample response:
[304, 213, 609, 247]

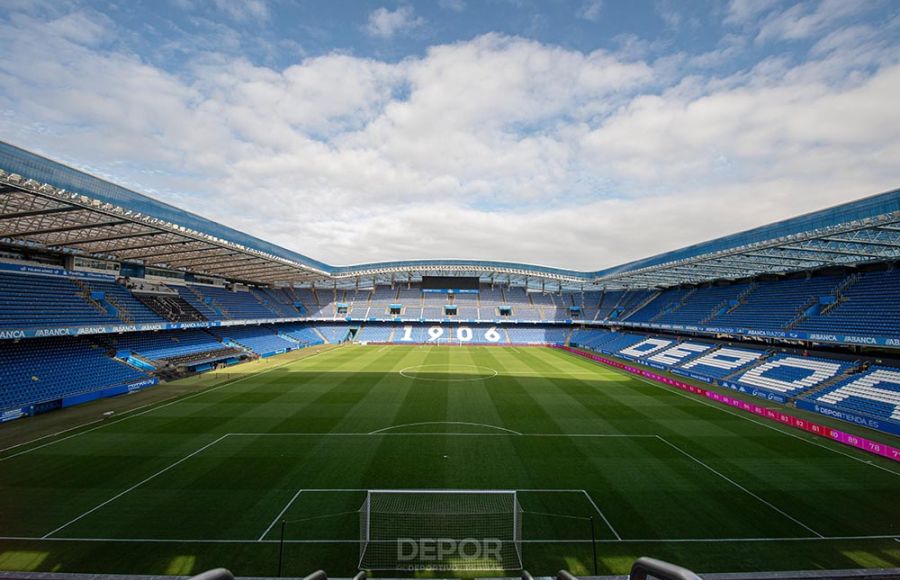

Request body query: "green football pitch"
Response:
[1, 345, 898, 577]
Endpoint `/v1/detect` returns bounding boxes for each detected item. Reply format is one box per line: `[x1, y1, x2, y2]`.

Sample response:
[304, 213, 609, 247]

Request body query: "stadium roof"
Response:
[1, 140, 899, 290]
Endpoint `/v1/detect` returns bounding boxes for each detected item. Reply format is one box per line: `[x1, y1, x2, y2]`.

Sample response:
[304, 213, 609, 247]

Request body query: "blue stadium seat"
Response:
[677, 346, 765, 380]
[0, 337, 147, 411]
[0, 271, 125, 328]
[108, 330, 227, 362]
[732, 354, 854, 397]
[808, 366, 900, 423]
[795, 270, 900, 338]
[209, 326, 297, 356]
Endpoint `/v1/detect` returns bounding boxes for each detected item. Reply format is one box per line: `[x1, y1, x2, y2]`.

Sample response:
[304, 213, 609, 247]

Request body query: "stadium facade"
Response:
[1, 140, 900, 442]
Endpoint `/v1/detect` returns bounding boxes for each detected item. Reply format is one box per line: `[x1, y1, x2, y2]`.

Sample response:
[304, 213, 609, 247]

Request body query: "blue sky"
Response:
[1, 0, 899, 269]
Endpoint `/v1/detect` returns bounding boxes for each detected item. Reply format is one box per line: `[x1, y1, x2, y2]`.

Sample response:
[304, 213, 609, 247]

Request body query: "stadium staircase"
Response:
[785, 297, 819, 331]
[620, 289, 662, 321]
[276, 331, 303, 346]
[588, 290, 603, 321]
[720, 351, 774, 381]
[703, 282, 758, 324]
[211, 298, 232, 319]
[648, 289, 689, 322]
[70, 279, 112, 317]
[651, 288, 697, 323]
[701, 298, 730, 325]
[604, 292, 624, 321]
[113, 349, 159, 372]
[311, 326, 329, 343]
[792, 361, 864, 401]
[785, 273, 861, 331]
[818, 272, 862, 317]
[248, 287, 280, 317]
[135, 292, 207, 323]
[104, 295, 134, 324]
[186, 286, 226, 318]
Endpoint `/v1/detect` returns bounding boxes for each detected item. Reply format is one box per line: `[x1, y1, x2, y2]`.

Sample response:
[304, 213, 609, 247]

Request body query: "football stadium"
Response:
[2, 2, 900, 580]
[1, 143, 899, 579]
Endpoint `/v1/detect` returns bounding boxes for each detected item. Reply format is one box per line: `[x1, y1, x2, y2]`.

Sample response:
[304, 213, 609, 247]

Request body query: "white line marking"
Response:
[258, 489, 302, 541]
[495, 371, 602, 376]
[368, 422, 522, 435]
[398, 364, 498, 382]
[656, 435, 824, 538]
[226, 432, 653, 438]
[284, 509, 360, 525]
[284, 488, 606, 492]
[580, 490, 621, 541]
[626, 373, 900, 478]
[0, 349, 333, 462]
[278, 488, 366, 492]
[42, 434, 231, 539]
[0, 417, 105, 455]
[1, 535, 896, 544]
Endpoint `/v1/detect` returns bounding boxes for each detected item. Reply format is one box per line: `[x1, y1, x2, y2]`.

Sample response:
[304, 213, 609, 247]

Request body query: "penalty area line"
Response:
[655, 435, 824, 539]
[0, 350, 326, 463]
[580, 490, 621, 541]
[41, 434, 231, 539]
[2, 535, 897, 544]
[258, 489, 303, 541]
[622, 367, 900, 478]
[368, 421, 522, 435]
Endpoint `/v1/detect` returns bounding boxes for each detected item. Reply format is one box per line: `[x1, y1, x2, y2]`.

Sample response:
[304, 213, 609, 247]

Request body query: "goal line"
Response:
[358, 489, 522, 571]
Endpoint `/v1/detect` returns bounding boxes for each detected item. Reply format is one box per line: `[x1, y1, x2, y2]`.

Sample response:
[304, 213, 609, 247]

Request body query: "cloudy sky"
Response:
[1, 0, 899, 271]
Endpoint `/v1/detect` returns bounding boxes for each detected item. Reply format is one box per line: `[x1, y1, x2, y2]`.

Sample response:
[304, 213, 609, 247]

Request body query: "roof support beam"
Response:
[6, 219, 130, 237]
[104, 239, 196, 255]
[743, 251, 827, 263]
[0, 206, 77, 221]
[167, 254, 257, 269]
[781, 244, 887, 259]
[822, 236, 900, 249]
[209, 263, 297, 276]
[53, 230, 162, 247]
[118, 243, 217, 260]
[719, 254, 817, 267]
[682, 262, 754, 273]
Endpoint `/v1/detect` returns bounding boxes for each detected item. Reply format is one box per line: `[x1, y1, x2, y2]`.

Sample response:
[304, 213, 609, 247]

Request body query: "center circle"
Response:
[399, 364, 499, 382]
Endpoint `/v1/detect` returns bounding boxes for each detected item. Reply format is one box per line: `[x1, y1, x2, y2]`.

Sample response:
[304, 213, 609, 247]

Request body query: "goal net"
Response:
[359, 490, 523, 571]
[435, 337, 462, 345]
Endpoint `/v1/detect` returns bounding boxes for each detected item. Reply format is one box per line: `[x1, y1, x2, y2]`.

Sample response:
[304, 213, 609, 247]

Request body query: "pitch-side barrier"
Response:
[554, 346, 900, 464]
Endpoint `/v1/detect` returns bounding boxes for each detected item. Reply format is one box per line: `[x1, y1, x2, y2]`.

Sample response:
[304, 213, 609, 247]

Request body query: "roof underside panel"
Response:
[0, 142, 331, 273]
[1, 140, 899, 289]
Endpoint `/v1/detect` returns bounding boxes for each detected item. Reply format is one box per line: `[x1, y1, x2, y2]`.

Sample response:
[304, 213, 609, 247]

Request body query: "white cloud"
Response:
[755, 0, 866, 43]
[655, 0, 683, 30]
[439, 0, 466, 13]
[364, 6, 425, 39]
[577, 0, 603, 23]
[0, 5, 898, 270]
[213, 0, 269, 23]
[724, 0, 780, 26]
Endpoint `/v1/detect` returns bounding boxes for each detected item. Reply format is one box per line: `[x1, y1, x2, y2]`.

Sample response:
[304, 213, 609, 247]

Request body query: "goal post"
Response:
[434, 337, 463, 345]
[359, 490, 523, 571]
